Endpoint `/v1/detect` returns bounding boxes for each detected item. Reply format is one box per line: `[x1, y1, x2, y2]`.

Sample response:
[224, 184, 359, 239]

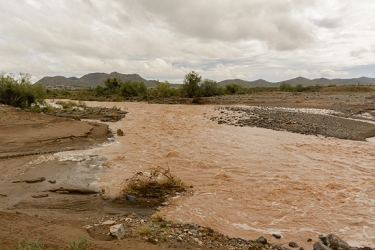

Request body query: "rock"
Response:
[125, 194, 136, 201]
[319, 235, 328, 245]
[307, 238, 313, 242]
[289, 242, 299, 248]
[361, 247, 372, 250]
[13, 177, 46, 183]
[48, 180, 56, 184]
[272, 233, 282, 239]
[102, 220, 116, 225]
[189, 229, 198, 235]
[314, 241, 332, 250]
[326, 234, 351, 250]
[49, 186, 101, 194]
[256, 236, 267, 244]
[31, 194, 49, 198]
[110, 224, 126, 238]
[300, 247, 305, 250]
[25, 177, 46, 183]
[117, 129, 124, 136]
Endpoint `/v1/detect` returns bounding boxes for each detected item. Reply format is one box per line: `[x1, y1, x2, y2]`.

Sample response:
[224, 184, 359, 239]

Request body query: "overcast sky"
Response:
[1, 0, 374, 83]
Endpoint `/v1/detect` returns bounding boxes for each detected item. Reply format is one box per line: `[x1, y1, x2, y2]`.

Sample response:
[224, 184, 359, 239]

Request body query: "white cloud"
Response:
[282, 69, 310, 78]
[0, 0, 374, 83]
[319, 69, 348, 77]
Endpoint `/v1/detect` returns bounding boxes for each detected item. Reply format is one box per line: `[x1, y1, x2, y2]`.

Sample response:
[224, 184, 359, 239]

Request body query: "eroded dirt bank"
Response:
[0, 104, 110, 158]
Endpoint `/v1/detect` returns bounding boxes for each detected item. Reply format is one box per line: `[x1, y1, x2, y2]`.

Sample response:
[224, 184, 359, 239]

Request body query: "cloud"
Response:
[350, 45, 375, 58]
[282, 69, 310, 78]
[0, 0, 374, 83]
[133, 0, 316, 51]
[319, 69, 348, 77]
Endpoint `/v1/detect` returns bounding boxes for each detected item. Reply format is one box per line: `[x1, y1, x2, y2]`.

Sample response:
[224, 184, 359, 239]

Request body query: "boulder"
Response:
[314, 242, 332, 250]
[272, 233, 282, 239]
[326, 234, 351, 250]
[110, 224, 126, 238]
[289, 242, 299, 248]
[256, 236, 267, 244]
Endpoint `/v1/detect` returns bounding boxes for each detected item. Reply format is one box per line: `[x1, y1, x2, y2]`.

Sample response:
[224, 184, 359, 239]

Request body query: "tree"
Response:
[180, 71, 202, 98]
[199, 79, 223, 97]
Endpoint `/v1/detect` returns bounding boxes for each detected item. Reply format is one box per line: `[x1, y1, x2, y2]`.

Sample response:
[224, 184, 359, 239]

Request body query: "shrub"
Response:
[120, 81, 147, 97]
[151, 81, 174, 97]
[279, 83, 295, 92]
[295, 84, 304, 92]
[199, 79, 223, 96]
[225, 83, 245, 94]
[0, 73, 46, 108]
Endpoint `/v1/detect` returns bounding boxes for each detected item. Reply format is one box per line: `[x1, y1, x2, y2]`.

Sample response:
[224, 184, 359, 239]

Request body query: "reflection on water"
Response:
[81, 102, 375, 248]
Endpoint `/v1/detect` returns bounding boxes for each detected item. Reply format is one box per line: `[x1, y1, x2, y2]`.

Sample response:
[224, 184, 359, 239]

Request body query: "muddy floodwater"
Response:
[77, 101, 374, 247]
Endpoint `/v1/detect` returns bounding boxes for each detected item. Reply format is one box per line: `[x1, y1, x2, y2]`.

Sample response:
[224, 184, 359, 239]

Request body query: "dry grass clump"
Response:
[122, 165, 187, 199]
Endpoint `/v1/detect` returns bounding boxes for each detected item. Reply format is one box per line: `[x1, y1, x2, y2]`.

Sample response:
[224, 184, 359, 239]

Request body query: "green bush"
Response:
[279, 83, 295, 92]
[199, 79, 223, 96]
[120, 81, 147, 97]
[304, 84, 323, 92]
[0, 73, 46, 108]
[295, 84, 305, 92]
[225, 83, 245, 94]
[151, 81, 174, 97]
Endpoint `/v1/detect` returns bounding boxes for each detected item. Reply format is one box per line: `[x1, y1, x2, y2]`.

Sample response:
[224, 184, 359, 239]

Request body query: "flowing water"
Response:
[71, 101, 375, 247]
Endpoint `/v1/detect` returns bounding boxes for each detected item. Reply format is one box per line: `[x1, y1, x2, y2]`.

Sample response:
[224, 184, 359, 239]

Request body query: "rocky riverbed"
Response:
[210, 106, 375, 141]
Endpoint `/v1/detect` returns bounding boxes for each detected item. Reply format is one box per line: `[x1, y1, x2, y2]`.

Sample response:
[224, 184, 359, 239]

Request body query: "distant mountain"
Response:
[219, 76, 375, 87]
[37, 72, 158, 89]
[38, 72, 375, 90]
[218, 79, 277, 87]
[276, 76, 313, 86]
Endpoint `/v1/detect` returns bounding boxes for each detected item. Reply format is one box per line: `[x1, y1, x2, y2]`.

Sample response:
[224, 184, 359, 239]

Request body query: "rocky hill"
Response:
[37, 72, 375, 90]
[37, 72, 158, 89]
[219, 76, 375, 87]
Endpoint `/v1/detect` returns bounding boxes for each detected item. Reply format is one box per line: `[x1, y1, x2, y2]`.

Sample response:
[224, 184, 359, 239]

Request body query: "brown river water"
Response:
[58, 101, 375, 247]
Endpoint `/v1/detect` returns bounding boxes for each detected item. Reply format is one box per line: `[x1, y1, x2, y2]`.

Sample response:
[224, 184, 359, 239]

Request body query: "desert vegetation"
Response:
[47, 71, 374, 102]
[2, 72, 375, 108]
[0, 73, 45, 108]
[8, 237, 90, 250]
[122, 165, 187, 201]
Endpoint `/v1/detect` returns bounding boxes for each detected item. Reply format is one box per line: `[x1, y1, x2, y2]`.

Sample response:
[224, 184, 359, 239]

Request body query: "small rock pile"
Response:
[313, 234, 372, 250]
[83, 213, 374, 250]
